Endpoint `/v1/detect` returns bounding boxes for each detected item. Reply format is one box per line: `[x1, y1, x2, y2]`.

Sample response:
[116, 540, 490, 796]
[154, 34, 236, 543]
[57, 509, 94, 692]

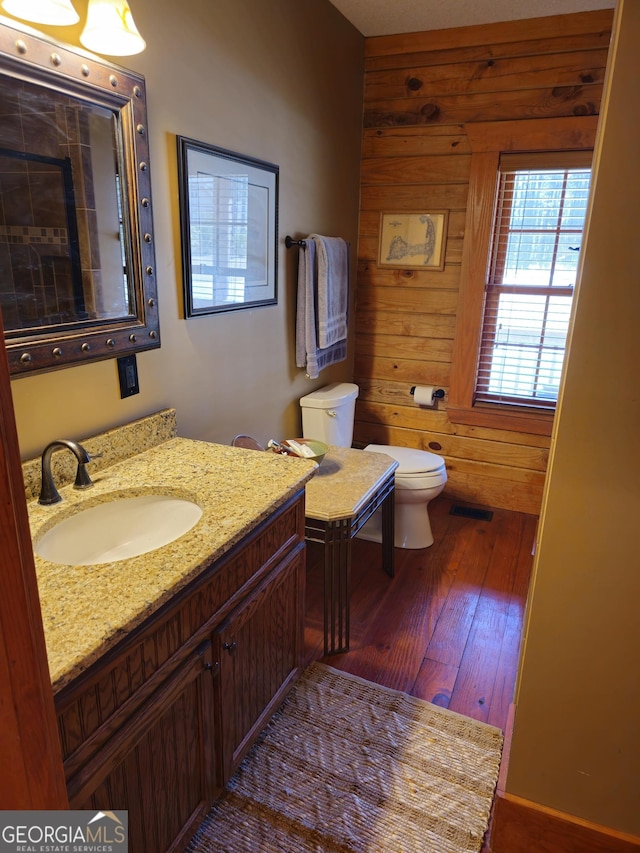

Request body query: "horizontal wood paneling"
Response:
[361, 182, 469, 210]
[356, 310, 457, 337]
[366, 32, 612, 74]
[361, 153, 471, 184]
[354, 421, 545, 516]
[357, 263, 461, 291]
[363, 85, 603, 129]
[362, 125, 469, 158]
[356, 410, 549, 470]
[364, 10, 614, 59]
[364, 50, 608, 101]
[356, 397, 551, 448]
[353, 10, 612, 513]
[356, 333, 453, 363]
[355, 354, 451, 387]
[356, 287, 457, 314]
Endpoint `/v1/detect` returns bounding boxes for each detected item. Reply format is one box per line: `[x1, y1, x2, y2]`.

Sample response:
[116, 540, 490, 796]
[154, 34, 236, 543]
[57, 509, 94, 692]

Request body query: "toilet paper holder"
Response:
[410, 386, 445, 400]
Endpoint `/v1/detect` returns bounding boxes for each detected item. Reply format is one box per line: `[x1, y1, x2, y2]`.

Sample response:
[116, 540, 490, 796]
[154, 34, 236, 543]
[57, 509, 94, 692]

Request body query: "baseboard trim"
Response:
[490, 792, 640, 853]
[496, 702, 516, 796]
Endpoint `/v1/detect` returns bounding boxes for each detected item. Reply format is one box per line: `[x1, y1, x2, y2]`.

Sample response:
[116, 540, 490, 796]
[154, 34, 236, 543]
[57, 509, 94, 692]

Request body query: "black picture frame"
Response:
[177, 137, 279, 317]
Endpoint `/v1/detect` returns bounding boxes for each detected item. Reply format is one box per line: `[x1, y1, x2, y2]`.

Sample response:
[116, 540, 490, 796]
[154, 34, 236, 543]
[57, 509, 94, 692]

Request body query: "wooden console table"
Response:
[303, 446, 398, 655]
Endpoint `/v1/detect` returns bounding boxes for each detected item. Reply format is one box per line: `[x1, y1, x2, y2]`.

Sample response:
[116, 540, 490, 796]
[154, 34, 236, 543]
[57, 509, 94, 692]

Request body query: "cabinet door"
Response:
[72, 642, 218, 853]
[215, 543, 305, 782]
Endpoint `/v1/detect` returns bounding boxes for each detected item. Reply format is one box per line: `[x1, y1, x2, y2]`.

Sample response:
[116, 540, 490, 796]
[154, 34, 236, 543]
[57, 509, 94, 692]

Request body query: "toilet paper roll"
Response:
[412, 385, 436, 407]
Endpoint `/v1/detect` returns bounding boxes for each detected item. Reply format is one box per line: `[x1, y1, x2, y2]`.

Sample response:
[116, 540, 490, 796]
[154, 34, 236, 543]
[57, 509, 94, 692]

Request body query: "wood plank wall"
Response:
[353, 10, 613, 515]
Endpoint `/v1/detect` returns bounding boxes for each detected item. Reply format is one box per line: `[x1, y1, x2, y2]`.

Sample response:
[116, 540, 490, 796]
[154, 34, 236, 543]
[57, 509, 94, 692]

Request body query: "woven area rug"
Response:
[187, 662, 503, 853]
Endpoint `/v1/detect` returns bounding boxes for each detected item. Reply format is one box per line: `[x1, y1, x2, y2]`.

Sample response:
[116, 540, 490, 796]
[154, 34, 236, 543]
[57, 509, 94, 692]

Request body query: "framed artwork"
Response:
[177, 137, 278, 316]
[378, 211, 448, 271]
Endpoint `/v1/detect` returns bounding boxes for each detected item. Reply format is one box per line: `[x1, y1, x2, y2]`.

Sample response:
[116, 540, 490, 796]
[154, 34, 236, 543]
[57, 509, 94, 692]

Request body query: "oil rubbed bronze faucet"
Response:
[38, 439, 94, 505]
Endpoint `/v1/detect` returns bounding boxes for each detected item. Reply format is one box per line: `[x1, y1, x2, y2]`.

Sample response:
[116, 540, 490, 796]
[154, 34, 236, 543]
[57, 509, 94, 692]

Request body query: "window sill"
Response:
[447, 405, 554, 436]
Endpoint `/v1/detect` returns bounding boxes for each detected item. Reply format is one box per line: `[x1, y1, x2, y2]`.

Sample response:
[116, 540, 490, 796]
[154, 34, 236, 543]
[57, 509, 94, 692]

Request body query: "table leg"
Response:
[381, 486, 395, 578]
[323, 519, 351, 655]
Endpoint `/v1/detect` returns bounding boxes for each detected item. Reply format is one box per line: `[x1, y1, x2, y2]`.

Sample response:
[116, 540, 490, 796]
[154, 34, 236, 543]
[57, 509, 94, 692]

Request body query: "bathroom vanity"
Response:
[26, 412, 317, 852]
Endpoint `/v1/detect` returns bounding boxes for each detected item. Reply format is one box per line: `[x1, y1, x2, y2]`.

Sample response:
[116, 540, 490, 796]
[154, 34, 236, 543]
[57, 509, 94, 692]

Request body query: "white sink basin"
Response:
[35, 494, 203, 565]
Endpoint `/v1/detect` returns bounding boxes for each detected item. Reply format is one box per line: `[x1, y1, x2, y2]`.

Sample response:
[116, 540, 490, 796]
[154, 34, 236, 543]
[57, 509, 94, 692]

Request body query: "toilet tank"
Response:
[299, 383, 359, 448]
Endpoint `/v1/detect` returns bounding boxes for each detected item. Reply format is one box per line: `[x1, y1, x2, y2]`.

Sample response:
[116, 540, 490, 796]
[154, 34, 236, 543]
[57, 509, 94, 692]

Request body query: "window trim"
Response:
[448, 116, 598, 436]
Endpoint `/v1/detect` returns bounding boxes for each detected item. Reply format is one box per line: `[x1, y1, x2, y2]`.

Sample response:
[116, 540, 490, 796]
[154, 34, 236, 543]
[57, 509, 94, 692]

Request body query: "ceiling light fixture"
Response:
[79, 0, 146, 55]
[1, 0, 80, 26]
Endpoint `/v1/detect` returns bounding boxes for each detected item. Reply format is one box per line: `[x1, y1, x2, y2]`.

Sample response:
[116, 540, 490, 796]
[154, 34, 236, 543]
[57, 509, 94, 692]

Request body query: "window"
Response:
[476, 154, 591, 410]
[189, 171, 249, 307]
[448, 117, 598, 436]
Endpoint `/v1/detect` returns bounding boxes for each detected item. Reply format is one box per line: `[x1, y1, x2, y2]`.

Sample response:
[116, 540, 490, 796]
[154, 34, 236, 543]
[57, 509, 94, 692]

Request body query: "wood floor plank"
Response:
[369, 508, 490, 691]
[447, 592, 511, 723]
[448, 511, 526, 722]
[411, 657, 458, 708]
[331, 500, 483, 690]
[485, 513, 537, 729]
[484, 597, 525, 729]
[425, 513, 504, 667]
[304, 497, 536, 733]
[349, 554, 447, 692]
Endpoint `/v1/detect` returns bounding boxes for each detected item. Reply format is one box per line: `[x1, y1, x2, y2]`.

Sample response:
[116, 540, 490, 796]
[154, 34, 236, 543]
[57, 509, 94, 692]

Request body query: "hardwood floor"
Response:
[304, 496, 537, 733]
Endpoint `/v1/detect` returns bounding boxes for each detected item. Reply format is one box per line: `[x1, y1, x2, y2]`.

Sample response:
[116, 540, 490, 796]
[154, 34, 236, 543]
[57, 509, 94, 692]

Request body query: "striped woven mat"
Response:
[187, 662, 503, 852]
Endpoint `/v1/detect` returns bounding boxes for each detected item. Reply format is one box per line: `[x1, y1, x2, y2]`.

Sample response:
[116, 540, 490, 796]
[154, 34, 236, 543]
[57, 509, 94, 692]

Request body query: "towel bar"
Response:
[285, 235, 307, 249]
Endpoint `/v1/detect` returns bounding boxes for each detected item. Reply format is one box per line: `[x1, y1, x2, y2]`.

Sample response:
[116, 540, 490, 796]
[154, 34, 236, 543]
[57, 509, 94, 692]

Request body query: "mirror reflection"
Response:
[0, 19, 160, 376]
[0, 78, 133, 331]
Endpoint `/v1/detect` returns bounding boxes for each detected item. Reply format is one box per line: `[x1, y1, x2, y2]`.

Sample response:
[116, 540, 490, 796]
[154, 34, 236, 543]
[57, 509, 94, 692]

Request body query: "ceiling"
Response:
[327, 0, 615, 37]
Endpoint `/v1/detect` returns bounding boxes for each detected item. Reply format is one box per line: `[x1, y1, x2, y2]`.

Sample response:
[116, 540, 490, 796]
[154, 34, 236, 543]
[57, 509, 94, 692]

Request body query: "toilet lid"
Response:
[365, 444, 445, 475]
[299, 382, 359, 408]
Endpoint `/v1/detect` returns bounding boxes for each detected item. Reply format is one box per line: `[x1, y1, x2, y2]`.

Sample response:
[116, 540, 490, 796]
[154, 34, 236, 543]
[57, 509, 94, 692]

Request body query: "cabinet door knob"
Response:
[223, 641, 237, 654]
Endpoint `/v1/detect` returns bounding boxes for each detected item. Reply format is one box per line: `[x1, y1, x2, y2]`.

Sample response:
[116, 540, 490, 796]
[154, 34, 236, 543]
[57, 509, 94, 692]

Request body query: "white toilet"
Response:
[299, 383, 447, 549]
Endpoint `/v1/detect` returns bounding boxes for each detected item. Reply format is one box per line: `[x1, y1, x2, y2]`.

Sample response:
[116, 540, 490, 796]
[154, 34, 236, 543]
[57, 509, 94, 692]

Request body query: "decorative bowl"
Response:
[282, 438, 329, 465]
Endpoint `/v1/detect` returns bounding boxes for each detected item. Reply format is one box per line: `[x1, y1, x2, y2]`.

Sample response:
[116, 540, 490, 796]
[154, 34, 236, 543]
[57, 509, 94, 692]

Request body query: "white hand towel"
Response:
[296, 237, 318, 376]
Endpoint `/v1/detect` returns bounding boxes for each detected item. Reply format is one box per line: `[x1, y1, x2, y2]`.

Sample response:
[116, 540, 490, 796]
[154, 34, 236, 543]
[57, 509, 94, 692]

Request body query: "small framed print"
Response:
[378, 211, 448, 271]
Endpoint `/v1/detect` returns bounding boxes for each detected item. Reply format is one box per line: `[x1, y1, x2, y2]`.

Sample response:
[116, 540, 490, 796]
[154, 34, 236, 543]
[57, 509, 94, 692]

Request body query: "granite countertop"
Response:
[304, 446, 398, 521]
[27, 436, 317, 692]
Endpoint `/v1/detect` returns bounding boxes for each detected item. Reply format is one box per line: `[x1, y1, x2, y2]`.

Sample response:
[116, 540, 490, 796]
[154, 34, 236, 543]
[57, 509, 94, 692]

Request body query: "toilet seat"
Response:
[360, 443, 447, 548]
[364, 444, 446, 476]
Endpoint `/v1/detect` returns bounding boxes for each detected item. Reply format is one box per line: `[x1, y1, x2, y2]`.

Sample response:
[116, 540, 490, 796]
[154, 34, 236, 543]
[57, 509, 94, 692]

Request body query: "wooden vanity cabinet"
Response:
[54, 492, 306, 853]
[215, 544, 305, 782]
[63, 640, 219, 853]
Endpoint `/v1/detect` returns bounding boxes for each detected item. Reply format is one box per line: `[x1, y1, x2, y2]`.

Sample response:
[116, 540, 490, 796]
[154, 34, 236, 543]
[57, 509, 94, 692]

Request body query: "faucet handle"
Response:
[74, 462, 94, 490]
[73, 447, 102, 490]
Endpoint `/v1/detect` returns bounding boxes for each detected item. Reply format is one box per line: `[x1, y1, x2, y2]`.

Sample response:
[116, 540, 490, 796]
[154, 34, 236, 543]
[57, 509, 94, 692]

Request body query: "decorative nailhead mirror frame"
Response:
[0, 18, 160, 376]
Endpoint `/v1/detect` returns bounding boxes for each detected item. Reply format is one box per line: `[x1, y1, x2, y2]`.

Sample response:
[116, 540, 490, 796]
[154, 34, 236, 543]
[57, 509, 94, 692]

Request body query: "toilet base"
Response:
[357, 503, 435, 550]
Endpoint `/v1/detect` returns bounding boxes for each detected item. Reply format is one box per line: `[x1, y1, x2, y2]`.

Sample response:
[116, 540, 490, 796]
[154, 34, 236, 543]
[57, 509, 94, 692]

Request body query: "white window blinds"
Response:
[475, 152, 592, 410]
[189, 171, 249, 307]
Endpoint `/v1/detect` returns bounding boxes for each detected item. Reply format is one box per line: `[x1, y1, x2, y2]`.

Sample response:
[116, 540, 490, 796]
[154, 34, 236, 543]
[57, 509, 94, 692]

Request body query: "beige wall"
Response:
[506, 0, 640, 835]
[8, 0, 363, 460]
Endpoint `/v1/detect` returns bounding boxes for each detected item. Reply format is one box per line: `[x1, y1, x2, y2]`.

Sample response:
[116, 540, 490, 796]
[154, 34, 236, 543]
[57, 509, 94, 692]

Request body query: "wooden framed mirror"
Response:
[0, 18, 160, 376]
